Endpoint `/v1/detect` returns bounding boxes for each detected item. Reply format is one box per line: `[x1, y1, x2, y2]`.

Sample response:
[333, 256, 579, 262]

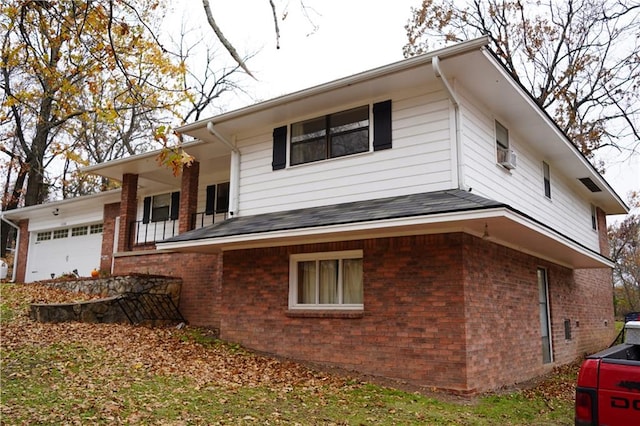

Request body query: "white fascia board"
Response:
[156, 207, 610, 268]
[1, 190, 121, 221]
[157, 208, 500, 251]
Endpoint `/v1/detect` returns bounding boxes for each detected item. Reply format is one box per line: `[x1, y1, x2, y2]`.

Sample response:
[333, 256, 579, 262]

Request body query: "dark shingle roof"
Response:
[163, 189, 505, 243]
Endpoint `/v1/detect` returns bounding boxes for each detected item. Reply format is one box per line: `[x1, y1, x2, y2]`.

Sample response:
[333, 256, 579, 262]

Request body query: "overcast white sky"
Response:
[167, 0, 638, 209]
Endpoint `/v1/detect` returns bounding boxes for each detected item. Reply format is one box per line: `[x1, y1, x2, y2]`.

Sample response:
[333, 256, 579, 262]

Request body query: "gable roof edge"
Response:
[177, 37, 491, 134]
[480, 49, 628, 214]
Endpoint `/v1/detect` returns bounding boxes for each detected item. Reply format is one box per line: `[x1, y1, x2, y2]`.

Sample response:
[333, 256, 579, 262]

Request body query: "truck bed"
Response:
[587, 343, 640, 363]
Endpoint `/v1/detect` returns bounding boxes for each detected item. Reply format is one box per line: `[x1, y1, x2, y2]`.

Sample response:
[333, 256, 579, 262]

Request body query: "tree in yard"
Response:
[0, 0, 186, 210]
[404, 0, 640, 162]
[610, 192, 640, 316]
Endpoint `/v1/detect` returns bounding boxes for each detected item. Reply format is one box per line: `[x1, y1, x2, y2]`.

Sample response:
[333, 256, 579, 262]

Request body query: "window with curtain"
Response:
[290, 251, 363, 309]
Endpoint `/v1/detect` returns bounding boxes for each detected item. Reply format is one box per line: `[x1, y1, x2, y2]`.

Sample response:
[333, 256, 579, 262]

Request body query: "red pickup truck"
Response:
[575, 321, 640, 425]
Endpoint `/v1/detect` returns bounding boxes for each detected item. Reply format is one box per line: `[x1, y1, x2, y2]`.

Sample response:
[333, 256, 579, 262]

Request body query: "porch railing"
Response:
[131, 211, 228, 245]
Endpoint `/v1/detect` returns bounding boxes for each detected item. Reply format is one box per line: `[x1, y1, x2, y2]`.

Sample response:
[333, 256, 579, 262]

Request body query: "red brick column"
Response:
[15, 219, 29, 282]
[179, 161, 199, 234]
[596, 207, 609, 256]
[100, 202, 120, 271]
[118, 173, 138, 252]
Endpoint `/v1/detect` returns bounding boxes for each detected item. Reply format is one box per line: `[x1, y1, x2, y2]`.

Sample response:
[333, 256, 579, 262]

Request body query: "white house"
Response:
[3, 37, 628, 393]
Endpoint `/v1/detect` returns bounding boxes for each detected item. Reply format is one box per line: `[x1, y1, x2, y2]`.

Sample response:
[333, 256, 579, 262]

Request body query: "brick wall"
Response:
[15, 219, 29, 282]
[100, 202, 120, 272]
[221, 235, 469, 391]
[113, 251, 222, 329]
[217, 232, 615, 393]
[179, 161, 199, 234]
[118, 174, 138, 252]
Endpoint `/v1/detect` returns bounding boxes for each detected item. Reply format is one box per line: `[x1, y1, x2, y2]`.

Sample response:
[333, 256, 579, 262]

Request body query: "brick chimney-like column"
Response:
[179, 161, 200, 234]
[118, 173, 138, 252]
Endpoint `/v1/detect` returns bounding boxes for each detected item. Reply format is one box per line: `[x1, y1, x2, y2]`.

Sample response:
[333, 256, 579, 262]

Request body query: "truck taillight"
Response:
[575, 390, 593, 423]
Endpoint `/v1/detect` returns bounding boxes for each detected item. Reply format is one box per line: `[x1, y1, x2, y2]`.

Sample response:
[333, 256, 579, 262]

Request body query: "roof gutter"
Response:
[433, 55, 466, 191]
[0, 214, 20, 282]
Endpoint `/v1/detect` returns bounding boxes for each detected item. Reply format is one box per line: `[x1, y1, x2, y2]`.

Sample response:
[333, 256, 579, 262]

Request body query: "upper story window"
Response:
[142, 192, 180, 224]
[495, 120, 509, 151]
[591, 204, 598, 230]
[272, 100, 392, 170]
[495, 120, 516, 169]
[289, 250, 364, 310]
[543, 161, 551, 199]
[205, 182, 230, 215]
[290, 106, 370, 166]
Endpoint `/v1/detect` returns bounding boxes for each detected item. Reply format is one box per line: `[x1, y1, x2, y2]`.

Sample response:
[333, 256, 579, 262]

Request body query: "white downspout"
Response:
[432, 56, 466, 191]
[0, 214, 20, 282]
[206, 122, 240, 216]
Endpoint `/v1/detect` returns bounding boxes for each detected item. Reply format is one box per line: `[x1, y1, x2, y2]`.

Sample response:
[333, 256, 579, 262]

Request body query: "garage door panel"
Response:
[27, 227, 103, 282]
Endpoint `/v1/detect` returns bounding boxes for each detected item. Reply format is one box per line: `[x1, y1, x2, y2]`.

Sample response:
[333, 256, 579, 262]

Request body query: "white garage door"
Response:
[26, 224, 103, 282]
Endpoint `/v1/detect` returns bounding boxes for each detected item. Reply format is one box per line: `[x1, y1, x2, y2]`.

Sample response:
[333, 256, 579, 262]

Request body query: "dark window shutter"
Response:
[142, 196, 151, 224]
[170, 191, 180, 220]
[373, 100, 392, 151]
[216, 182, 230, 213]
[205, 185, 216, 215]
[272, 126, 287, 170]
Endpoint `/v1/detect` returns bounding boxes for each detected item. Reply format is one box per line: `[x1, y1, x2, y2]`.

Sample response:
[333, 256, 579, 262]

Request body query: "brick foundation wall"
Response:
[113, 251, 222, 329]
[221, 235, 469, 391]
[218, 233, 615, 393]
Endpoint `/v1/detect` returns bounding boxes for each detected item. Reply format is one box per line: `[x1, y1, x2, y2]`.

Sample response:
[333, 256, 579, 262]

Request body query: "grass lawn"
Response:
[1, 283, 577, 425]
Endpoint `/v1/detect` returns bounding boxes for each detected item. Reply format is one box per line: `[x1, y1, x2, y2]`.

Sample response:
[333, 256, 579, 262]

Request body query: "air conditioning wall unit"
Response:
[498, 148, 517, 170]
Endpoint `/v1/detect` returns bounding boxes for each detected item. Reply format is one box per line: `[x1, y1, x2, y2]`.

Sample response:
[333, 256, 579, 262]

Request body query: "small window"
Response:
[591, 204, 598, 230]
[543, 162, 551, 199]
[36, 231, 51, 241]
[53, 229, 68, 239]
[205, 183, 230, 215]
[152, 193, 171, 222]
[290, 106, 369, 166]
[71, 226, 88, 236]
[495, 120, 509, 150]
[289, 250, 363, 309]
[90, 224, 103, 234]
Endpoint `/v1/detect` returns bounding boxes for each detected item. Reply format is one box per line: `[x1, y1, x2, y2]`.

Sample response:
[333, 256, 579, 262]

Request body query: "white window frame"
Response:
[591, 204, 598, 231]
[289, 250, 364, 310]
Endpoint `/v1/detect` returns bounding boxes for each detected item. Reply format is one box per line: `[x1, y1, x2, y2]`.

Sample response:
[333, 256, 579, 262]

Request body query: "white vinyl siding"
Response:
[458, 85, 600, 251]
[237, 86, 455, 216]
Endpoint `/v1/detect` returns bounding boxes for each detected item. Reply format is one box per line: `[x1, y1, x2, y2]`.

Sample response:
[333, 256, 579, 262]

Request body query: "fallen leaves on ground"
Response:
[1, 283, 578, 425]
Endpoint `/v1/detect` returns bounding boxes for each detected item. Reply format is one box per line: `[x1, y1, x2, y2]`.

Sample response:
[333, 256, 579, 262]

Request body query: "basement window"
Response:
[289, 250, 363, 310]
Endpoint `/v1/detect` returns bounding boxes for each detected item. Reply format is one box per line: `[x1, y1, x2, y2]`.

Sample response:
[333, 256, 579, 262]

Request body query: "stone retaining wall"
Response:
[37, 274, 181, 304]
[30, 275, 182, 325]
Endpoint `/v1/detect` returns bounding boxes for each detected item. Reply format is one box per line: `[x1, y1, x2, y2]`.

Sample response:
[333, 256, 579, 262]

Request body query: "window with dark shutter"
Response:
[373, 100, 392, 151]
[205, 185, 216, 215]
[142, 197, 151, 224]
[170, 191, 180, 220]
[272, 126, 287, 170]
[216, 182, 230, 213]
